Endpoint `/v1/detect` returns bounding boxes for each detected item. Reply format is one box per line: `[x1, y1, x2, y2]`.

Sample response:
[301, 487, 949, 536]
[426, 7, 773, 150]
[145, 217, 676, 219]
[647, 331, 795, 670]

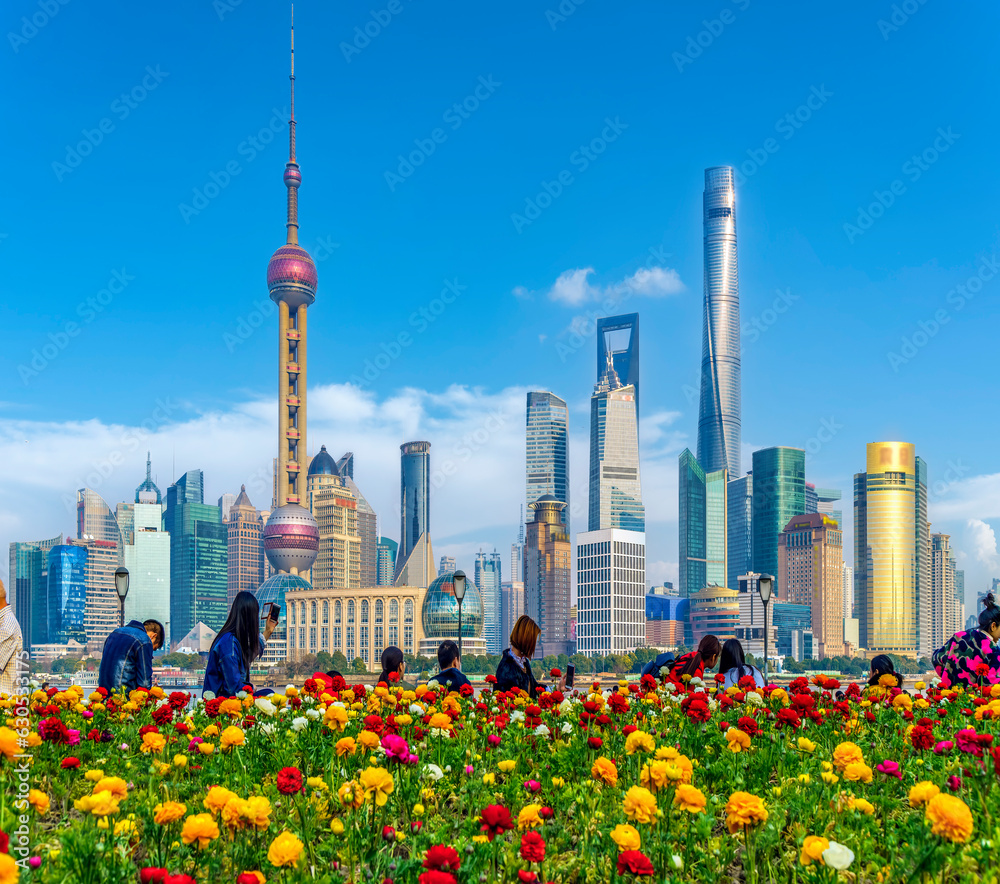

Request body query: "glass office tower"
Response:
[8, 535, 63, 647]
[678, 449, 706, 598]
[697, 166, 741, 478]
[46, 544, 88, 644]
[525, 392, 570, 530]
[475, 549, 503, 654]
[727, 474, 752, 590]
[596, 314, 640, 418]
[751, 447, 805, 596]
[705, 468, 728, 588]
[398, 442, 431, 577]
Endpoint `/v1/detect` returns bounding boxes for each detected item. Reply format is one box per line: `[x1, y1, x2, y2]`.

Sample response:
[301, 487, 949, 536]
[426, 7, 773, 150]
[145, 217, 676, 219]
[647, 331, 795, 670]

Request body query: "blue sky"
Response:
[3, 0, 999, 609]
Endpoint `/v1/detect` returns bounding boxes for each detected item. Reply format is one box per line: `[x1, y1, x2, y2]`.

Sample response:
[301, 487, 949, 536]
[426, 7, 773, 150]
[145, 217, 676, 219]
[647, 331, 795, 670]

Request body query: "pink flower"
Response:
[933, 740, 954, 755]
[465, 765, 474, 775]
[956, 728, 983, 756]
[523, 780, 541, 793]
[67, 730, 81, 746]
[487, 735, 502, 748]
[947, 775, 962, 792]
[876, 760, 902, 780]
[82, 711, 94, 719]
[29, 857, 41, 869]
[381, 734, 410, 763]
[187, 737, 203, 751]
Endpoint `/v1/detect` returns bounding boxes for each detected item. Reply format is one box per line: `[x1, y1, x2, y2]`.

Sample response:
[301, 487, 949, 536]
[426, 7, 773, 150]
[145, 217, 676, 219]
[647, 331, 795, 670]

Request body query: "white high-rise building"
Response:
[475, 550, 502, 654]
[123, 502, 171, 645]
[842, 564, 853, 619]
[576, 529, 645, 656]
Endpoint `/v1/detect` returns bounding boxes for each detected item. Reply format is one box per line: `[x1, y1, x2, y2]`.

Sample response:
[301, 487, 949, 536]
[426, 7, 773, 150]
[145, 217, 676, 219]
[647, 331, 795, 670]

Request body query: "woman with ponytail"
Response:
[377, 645, 412, 689]
[668, 634, 721, 688]
[932, 593, 1000, 689]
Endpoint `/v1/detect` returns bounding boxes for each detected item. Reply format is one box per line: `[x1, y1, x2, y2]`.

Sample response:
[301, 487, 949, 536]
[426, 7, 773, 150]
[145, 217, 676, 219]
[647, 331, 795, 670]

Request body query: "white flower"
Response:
[202, 691, 216, 701]
[290, 717, 309, 732]
[822, 842, 855, 870]
[236, 691, 248, 700]
[410, 703, 425, 716]
[534, 724, 551, 737]
[663, 682, 677, 694]
[558, 699, 573, 715]
[560, 722, 573, 735]
[671, 855, 683, 870]
[259, 722, 275, 736]
[254, 697, 277, 717]
[302, 696, 316, 706]
[429, 728, 451, 739]
[305, 708, 321, 720]
[688, 676, 705, 688]
[693, 686, 705, 694]
[510, 710, 525, 723]
[745, 692, 763, 707]
[422, 763, 444, 781]
[658, 665, 670, 678]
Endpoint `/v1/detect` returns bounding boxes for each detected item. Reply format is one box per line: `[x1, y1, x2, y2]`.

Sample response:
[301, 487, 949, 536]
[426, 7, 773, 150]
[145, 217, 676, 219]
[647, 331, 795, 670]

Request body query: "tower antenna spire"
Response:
[284, 3, 300, 244]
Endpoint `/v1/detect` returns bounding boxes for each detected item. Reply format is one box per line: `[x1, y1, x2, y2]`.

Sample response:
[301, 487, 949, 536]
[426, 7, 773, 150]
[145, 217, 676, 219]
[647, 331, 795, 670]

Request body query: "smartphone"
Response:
[267, 602, 281, 622]
[566, 663, 575, 689]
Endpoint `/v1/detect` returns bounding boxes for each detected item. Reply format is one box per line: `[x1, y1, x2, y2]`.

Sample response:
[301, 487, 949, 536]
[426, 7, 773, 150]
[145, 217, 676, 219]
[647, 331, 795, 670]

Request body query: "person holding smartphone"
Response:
[203, 591, 277, 697]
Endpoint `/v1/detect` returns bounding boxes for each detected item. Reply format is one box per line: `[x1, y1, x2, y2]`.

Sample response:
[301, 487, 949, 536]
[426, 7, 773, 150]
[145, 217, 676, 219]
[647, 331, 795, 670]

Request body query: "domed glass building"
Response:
[254, 573, 312, 669]
[418, 570, 488, 657]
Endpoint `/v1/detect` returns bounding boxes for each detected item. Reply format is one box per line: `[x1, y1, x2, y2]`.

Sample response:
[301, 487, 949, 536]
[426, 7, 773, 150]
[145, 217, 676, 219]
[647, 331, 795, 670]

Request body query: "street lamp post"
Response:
[453, 570, 467, 664]
[758, 574, 773, 685]
[114, 566, 130, 629]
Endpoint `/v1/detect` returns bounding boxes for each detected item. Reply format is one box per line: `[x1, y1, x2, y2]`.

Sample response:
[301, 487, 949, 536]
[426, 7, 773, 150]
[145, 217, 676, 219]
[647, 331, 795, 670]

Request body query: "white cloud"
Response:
[515, 264, 685, 306]
[0, 383, 685, 596]
[966, 519, 1000, 569]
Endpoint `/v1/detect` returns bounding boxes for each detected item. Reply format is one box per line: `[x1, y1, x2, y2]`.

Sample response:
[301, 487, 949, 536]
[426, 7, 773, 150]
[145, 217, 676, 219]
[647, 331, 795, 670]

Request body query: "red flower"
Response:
[418, 871, 457, 884]
[168, 691, 189, 710]
[174, 723, 190, 736]
[737, 716, 759, 737]
[205, 698, 222, 718]
[0, 831, 8, 854]
[588, 736, 603, 750]
[616, 850, 655, 876]
[460, 683, 474, 698]
[714, 672, 726, 684]
[423, 844, 461, 871]
[485, 674, 497, 684]
[164, 876, 196, 884]
[479, 804, 515, 841]
[539, 806, 554, 820]
[39, 717, 70, 744]
[776, 709, 801, 730]
[910, 725, 934, 750]
[236, 875, 262, 884]
[607, 694, 629, 714]
[61, 756, 81, 769]
[152, 705, 174, 726]
[639, 674, 656, 691]
[518, 872, 538, 884]
[140, 869, 167, 884]
[276, 767, 304, 794]
[330, 675, 347, 692]
[550, 668, 561, 678]
[520, 831, 546, 863]
[382, 825, 396, 842]
[621, 724, 637, 737]
[138, 724, 160, 737]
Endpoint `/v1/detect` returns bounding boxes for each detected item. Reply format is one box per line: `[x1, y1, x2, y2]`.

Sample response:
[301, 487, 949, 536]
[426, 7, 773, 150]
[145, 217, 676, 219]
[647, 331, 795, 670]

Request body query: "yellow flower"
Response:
[153, 801, 187, 825]
[27, 790, 49, 816]
[173, 754, 188, 768]
[498, 759, 517, 773]
[821, 771, 840, 785]
[331, 818, 345, 835]
[413, 803, 425, 817]
[85, 768, 105, 782]
[797, 774, 811, 785]
[843, 762, 873, 783]
[219, 698, 242, 717]
[800, 835, 830, 866]
[878, 673, 898, 688]
[673, 784, 706, 814]
[797, 737, 817, 753]
[202, 724, 220, 738]
[204, 786, 239, 815]
[268, 830, 304, 867]
[591, 757, 618, 787]
[334, 737, 356, 757]
[770, 688, 789, 706]
[181, 813, 220, 849]
[832, 741, 864, 772]
[140, 731, 167, 754]
[552, 776, 565, 788]
[848, 796, 875, 815]
[307, 777, 329, 792]
[624, 730, 655, 755]
[726, 728, 751, 753]
[114, 817, 138, 840]
[221, 797, 250, 829]
[638, 760, 668, 792]
[244, 796, 273, 830]
[198, 743, 215, 756]
[0, 728, 18, 762]
[0, 852, 16, 884]
[428, 712, 452, 730]
[358, 767, 394, 807]
[892, 693, 912, 711]
[220, 726, 245, 751]
[925, 793, 974, 843]
[622, 786, 658, 824]
[325, 704, 349, 732]
[94, 777, 128, 800]
[74, 792, 122, 817]
[337, 782, 364, 809]
[909, 781, 941, 808]
[358, 730, 380, 751]
[724, 791, 768, 834]
[518, 804, 543, 830]
[482, 773, 496, 785]
[394, 713, 413, 726]
[610, 823, 640, 851]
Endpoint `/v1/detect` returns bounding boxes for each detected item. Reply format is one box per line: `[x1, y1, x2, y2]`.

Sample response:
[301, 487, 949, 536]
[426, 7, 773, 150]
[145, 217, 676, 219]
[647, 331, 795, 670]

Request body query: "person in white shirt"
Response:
[719, 638, 766, 689]
[0, 579, 24, 698]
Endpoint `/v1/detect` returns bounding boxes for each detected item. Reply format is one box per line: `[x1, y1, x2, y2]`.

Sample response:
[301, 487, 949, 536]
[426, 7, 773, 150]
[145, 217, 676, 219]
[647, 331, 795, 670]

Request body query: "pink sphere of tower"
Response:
[264, 503, 319, 574]
[267, 244, 317, 310]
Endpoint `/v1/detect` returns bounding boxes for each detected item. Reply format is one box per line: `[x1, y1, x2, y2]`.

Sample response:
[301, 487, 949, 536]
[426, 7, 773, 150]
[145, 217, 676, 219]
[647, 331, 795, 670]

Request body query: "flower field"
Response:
[3, 671, 1000, 883]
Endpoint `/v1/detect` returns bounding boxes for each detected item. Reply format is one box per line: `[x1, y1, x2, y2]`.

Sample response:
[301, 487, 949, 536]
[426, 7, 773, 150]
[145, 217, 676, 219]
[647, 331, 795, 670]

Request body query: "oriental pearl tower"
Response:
[261, 7, 320, 581]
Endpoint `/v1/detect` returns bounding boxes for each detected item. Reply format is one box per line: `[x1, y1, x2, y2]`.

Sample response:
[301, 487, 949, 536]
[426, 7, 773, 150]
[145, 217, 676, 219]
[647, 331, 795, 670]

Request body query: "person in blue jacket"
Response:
[98, 618, 165, 693]
[203, 591, 275, 697]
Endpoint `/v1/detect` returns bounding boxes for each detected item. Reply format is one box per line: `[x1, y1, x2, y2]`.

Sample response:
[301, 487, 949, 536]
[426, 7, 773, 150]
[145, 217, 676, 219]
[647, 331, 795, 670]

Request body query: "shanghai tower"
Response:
[697, 166, 741, 478]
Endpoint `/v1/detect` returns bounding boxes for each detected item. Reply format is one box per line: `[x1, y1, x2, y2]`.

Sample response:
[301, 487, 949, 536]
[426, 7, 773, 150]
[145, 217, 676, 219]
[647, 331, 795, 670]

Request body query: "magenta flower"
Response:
[465, 765, 474, 775]
[67, 730, 81, 746]
[29, 857, 41, 869]
[947, 775, 962, 792]
[487, 734, 502, 748]
[933, 740, 954, 755]
[187, 737, 203, 751]
[956, 728, 983, 756]
[876, 760, 902, 780]
[524, 779, 542, 793]
[381, 734, 410, 763]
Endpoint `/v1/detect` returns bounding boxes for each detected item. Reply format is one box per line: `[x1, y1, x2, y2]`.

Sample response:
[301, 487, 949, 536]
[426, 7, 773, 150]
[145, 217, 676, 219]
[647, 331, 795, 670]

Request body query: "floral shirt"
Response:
[932, 628, 1000, 688]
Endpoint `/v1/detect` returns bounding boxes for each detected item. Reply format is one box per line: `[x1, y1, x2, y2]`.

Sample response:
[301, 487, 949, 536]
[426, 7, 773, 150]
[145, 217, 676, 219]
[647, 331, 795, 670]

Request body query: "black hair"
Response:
[681, 634, 722, 677]
[326, 670, 342, 679]
[143, 619, 166, 649]
[719, 638, 750, 681]
[378, 646, 405, 684]
[437, 640, 460, 671]
[208, 591, 262, 684]
[868, 653, 900, 687]
[980, 593, 1000, 631]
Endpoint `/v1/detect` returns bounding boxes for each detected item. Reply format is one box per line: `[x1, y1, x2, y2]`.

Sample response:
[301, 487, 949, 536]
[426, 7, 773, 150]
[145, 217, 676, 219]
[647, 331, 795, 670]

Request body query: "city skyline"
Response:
[4, 2, 1000, 620]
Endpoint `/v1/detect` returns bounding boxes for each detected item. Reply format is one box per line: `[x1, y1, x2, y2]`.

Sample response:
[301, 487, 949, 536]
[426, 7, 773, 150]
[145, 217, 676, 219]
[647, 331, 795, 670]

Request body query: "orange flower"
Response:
[725, 791, 768, 834]
[924, 794, 974, 843]
[181, 813, 220, 849]
[590, 757, 618, 787]
[832, 741, 864, 772]
[800, 835, 830, 866]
